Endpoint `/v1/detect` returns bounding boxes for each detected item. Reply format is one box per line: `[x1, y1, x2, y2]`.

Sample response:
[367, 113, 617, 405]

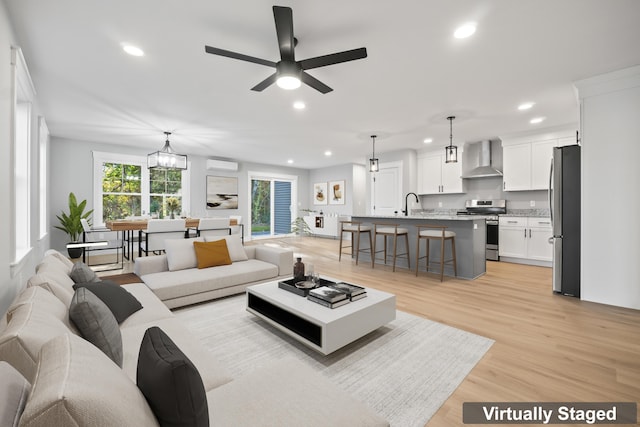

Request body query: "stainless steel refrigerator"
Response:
[549, 145, 581, 297]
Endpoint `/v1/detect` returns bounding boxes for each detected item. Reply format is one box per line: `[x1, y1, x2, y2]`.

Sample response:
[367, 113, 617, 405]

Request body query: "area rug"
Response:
[175, 295, 494, 427]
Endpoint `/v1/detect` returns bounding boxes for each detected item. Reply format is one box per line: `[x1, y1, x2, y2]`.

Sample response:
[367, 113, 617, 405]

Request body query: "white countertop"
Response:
[351, 214, 488, 221]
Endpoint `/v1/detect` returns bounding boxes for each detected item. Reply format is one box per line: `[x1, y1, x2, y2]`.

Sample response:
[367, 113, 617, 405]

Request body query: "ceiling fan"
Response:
[204, 5, 367, 94]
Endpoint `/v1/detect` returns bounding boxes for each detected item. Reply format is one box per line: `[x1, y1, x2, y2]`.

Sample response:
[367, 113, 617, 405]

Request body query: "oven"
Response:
[458, 200, 506, 261]
[485, 219, 499, 261]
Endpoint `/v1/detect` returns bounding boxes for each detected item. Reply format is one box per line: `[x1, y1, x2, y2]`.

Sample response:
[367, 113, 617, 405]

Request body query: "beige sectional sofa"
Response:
[0, 249, 389, 427]
[134, 235, 293, 308]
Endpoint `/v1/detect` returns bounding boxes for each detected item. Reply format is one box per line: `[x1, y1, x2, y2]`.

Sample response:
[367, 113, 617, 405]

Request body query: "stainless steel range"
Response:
[457, 199, 506, 261]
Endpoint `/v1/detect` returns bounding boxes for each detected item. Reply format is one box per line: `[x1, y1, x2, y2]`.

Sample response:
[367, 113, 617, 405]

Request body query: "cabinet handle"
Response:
[524, 229, 527, 238]
[529, 229, 532, 238]
[508, 220, 518, 223]
[503, 182, 506, 190]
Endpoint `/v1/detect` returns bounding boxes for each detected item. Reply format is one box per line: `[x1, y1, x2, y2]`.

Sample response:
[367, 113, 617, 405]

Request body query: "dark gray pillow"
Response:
[0, 362, 31, 427]
[69, 287, 123, 367]
[72, 281, 143, 323]
[69, 261, 100, 283]
[137, 327, 209, 427]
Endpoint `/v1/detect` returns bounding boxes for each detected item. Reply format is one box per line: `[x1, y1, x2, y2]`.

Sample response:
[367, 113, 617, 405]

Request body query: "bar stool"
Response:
[373, 223, 410, 272]
[415, 224, 457, 281]
[338, 221, 374, 267]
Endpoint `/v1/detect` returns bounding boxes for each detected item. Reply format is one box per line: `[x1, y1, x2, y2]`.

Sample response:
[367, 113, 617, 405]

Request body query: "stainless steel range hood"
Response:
[462, 140, 503, 178]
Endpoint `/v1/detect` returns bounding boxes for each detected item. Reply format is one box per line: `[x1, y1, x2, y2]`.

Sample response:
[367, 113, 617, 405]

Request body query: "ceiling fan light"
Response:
[276, 75, 301, 90]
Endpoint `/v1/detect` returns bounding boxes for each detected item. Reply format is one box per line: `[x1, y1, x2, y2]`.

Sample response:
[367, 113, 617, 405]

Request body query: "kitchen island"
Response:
[350, 215, 487, 280]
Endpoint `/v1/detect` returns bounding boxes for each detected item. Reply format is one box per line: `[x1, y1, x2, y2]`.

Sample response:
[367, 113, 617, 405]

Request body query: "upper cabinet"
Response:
[502, 130, 577, 192]
[417, 152, 464, 195]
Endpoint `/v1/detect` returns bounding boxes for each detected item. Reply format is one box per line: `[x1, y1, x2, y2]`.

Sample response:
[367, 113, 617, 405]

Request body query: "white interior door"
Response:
[371, 162, 402, 216]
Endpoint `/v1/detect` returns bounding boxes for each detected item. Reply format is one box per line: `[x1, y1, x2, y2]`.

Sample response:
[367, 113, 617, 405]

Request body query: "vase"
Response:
[293, 257, 305, 280]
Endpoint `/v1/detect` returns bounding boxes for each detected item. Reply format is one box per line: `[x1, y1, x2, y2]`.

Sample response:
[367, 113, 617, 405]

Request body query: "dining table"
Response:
[105, 218, 240, 259]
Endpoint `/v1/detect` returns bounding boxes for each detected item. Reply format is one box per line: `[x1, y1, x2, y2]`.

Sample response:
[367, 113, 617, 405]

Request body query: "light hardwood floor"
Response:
[102, 236, 640, 426]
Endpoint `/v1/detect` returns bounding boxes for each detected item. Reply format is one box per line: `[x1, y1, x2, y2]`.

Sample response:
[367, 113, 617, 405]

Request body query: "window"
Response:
[102, 162, 142, 222]
[93, 151, 190, 225]
[38, 117, 49, 239]
[248, 171, 297, 239]
[150, 168, 183, 218]
[11, 47, 36, 267]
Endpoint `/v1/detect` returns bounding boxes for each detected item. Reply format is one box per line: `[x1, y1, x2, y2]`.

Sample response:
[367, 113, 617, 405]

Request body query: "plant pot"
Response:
[67, 244, 83, 259]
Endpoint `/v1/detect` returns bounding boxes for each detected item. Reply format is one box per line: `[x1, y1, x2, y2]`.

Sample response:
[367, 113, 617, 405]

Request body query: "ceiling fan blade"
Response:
[251, 73, 277, 91]
[273, 6, 295, 62]
[301, 72, 333, 94]
[205, 45, 276, 68]
[299, 47, 368, 70]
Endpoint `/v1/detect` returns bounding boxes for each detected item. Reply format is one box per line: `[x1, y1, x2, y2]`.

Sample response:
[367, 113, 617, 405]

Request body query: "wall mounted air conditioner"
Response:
[206, 159, 238, 171]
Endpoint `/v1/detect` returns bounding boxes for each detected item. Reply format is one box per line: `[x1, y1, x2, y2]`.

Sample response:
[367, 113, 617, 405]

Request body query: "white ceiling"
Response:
[5, 0, 640, 169]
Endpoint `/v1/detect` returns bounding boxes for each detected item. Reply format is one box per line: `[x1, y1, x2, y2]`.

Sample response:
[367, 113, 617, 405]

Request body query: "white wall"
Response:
[576, 65, 640, 310]
[308, 164, 362, 216]
[0, 3, 49, 316]
[49, 137, 310, 251]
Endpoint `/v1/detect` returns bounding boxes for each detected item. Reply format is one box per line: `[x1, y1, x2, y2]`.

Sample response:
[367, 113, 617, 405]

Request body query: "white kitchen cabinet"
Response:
[502, 144, 531, 191]
[499, 216, 552, 264]
[417, 152, 463, 195]
[498, 217, 528, 257]
[526, 217, 553, 261]
[502, 139, 556, 191]
[303, 215, 343, 238]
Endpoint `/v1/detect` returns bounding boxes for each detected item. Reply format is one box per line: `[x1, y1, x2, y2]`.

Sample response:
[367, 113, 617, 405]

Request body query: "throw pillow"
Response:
[72, 281, 143, 323]
[165, 237, 204, 271]
[193, 240, 232, 269]
[69, 287, 123, 367]
[0, 361, 31, 427]
[204, 234, 248, 262]
[137, 327, 209, 427]
[69, 261, 100, 283]
[19, 334, 158, 427]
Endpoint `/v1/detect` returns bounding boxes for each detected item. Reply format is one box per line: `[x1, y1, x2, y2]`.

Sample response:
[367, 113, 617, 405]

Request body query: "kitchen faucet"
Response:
[403, 192, 419, 216]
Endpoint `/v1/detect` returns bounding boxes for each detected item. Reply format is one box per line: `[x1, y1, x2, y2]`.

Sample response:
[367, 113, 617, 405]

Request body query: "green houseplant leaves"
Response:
[55, 192, 93, 242]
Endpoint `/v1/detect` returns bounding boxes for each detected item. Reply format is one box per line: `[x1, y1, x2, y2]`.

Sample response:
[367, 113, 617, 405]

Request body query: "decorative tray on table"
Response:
[278, 277, 336, 297]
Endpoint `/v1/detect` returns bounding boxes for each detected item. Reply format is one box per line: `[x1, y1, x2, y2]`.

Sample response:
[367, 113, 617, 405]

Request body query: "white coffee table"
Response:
[246, 279, 396, 355]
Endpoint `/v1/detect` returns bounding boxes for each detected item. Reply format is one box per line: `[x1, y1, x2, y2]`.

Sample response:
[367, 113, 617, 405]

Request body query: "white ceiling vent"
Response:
[206, 159, 238, 171]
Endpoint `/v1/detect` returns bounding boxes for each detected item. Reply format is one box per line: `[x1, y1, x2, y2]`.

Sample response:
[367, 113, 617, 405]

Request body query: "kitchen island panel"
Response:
[351, 215, 486, 280]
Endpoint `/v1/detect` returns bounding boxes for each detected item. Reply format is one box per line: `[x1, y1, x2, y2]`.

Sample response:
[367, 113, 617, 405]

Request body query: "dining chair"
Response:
[80, 218, 123, 270]
[139, 219, 186, 256]
[196, 217, 231, 239]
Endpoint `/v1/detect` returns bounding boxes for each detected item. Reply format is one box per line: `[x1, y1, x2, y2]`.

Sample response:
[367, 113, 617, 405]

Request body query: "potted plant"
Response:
[291, 209, 315, 236]
[55, 192, 93, 258]
[166, 197, 180, 219]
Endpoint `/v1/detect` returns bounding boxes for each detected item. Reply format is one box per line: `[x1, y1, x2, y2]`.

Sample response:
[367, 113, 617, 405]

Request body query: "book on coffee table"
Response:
[308, 286, 348, 303]
[328, 282, 367, 300]
[307, 295, 351, 309]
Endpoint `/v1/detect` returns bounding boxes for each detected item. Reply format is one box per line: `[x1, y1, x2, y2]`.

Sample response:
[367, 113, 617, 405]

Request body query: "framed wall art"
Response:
[206, 176, 238, 209]
[329, 180, 345, 205]
[313, 182, 328, 205]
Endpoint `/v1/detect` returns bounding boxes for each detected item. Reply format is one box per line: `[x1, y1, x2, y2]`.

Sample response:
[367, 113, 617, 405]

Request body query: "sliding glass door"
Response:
[249, 173, 296, 239]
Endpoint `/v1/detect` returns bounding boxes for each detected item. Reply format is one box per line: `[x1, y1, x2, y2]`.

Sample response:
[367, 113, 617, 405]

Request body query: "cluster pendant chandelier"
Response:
[369, 135, 379, 172]
[147, 132, 188, 170]
[445, 116, 458, 163]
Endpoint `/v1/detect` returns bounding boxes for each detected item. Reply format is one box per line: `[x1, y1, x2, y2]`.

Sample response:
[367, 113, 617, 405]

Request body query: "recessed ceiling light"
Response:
[293, 101, 306, 110]
[518, 102, 535, 111]
[423, 138, 433, 144]
[324, 151, 332, 156]
[530, 117, 545, 124]
[122, 44, 144, 57]
[454, 23, 476, 39]
[287, 159, 294, 164]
